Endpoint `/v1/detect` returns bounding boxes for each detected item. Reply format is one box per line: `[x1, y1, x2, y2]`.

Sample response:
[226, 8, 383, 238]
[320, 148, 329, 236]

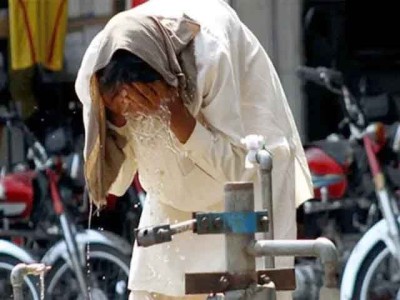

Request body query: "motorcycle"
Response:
[0, 110, 133, 299]
[295, 66, 400, 300]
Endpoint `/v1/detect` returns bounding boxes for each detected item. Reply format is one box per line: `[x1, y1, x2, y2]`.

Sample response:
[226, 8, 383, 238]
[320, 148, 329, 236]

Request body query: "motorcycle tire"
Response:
[44, 243, 131, 300]
[351, 241, 400, 300]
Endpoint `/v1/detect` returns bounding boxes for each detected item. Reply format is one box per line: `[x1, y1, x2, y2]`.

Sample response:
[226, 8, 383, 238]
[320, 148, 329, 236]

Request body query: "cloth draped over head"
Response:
[77, 10, 201, 208]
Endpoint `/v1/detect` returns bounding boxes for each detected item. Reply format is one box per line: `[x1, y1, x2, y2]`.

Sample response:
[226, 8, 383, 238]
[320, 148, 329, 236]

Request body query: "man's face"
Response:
[103, 81, 167, 117]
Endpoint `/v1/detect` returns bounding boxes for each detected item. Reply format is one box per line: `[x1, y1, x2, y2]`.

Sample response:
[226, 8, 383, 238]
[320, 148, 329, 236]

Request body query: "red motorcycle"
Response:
[294, 66, 400, 300]
[0, 111, 135, 299]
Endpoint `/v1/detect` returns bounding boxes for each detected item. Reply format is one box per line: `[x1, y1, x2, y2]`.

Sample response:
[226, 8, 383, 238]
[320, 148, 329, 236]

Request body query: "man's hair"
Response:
[96, 49, 162, 96]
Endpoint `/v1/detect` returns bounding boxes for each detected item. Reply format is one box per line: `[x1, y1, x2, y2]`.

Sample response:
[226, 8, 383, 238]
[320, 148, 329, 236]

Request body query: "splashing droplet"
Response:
[40, 272, 45, 300]
[86, 201, 93, 298]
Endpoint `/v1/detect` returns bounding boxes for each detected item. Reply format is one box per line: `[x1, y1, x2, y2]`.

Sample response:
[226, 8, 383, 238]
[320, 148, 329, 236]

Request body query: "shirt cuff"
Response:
[107, 121, 128, 135]
[182, 121, 213, 155]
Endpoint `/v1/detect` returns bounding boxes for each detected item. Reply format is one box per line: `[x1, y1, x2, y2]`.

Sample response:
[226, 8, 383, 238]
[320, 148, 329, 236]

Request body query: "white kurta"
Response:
[75, 0, 313, 298]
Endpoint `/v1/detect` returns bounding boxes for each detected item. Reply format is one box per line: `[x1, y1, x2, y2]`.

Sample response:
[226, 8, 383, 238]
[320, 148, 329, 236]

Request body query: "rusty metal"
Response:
[185, 268, 295, 294]
[135, 224, 172, 247]
[186, 272, 256, 294]
[219, 275, 230, 290]
[214, 217, 223, 230]
[259, 274, 270, 284]
[257, 268, 296, 291]
[224, 182, 254, 191]
[11, 263, 50, 300]
[248, 238, 337, 289]
[258, 215, 269, 232]
[135, 219, 196, 247]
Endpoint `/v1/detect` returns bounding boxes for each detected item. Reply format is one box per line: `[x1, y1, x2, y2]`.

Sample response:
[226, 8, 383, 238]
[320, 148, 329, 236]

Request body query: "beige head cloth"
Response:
[82, 11, 200, 208]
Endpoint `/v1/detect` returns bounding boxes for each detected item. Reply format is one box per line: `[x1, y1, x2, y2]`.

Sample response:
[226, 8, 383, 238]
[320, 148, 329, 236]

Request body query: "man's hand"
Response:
[127, 81, 196, 144]
[103, 80, 196, 143]
[145, 81, 196, 144]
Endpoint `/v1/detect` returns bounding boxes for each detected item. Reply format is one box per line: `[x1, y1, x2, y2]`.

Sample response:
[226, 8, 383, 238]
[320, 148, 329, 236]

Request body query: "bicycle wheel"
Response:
[351, 241, 400, 300]
[45, 244, 131, 300]
[0, 255, 39, 300]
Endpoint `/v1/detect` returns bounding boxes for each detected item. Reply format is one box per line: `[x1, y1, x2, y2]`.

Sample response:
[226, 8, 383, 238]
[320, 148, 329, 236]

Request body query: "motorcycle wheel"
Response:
[0, 254, 39, 300]
[45, 244, 130, 300]
[352, 241, 400, 300]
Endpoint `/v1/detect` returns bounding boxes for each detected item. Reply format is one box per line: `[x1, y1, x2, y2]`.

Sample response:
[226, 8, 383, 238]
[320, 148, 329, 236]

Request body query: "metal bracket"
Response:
[185, 268, 295, 294]
[194, 211, 269, 234]
[135, 224, 172, 247]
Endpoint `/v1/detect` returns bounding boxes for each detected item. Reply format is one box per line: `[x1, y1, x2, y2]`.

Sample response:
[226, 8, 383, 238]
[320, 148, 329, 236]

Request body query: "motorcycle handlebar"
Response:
[297, 66, 343, 87]
[0, 112, 18, 126]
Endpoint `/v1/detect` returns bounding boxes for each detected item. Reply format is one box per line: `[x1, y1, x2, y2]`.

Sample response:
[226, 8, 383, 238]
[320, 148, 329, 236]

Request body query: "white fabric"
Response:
[75, 0, 313, 299]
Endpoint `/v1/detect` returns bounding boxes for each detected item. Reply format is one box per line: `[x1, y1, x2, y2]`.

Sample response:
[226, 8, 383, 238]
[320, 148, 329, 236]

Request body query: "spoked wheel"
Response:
[45, 244, 130, 300]
[352, 241, 400, 300]
[0, 255, 39, 300]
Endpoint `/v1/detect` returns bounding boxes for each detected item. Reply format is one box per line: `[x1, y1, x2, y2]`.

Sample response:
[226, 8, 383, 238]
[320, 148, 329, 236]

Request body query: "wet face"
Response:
[102, 80, 178, 117]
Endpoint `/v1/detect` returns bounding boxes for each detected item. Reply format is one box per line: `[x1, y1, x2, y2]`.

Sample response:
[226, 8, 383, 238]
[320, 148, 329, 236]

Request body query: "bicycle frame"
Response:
[47, 168, 89, 298]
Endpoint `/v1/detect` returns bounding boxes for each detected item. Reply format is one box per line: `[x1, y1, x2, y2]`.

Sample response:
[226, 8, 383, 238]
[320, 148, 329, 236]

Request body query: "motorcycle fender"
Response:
[41, 229, 132, 267]
[0, 239, 37, 263]
[340, 219, 398, 300]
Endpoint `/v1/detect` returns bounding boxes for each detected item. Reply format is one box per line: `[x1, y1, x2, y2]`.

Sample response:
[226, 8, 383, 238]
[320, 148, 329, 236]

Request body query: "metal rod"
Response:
[247, 237, 338, 288]
[11, 263, 50, 300]
[213, 182, 276, 300]
[224, 182, 256, 274]
[11, 264, 26, 300]
[170, 219, 196, 235]
[256, 149, 274, 268]
[60, 213, 89, 297]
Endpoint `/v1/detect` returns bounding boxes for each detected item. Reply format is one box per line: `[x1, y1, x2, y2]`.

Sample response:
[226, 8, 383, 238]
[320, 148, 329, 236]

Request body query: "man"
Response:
[75, 0, 313, 299]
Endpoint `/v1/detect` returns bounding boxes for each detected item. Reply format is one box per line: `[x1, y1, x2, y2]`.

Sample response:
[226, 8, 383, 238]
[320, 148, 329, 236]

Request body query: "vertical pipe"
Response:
[11, 263, 25, 300]
[223, 182, 276, 300]
[224, 182, 256, 274]
[11, 263, 50, 300]
[257, 149, 274, 268]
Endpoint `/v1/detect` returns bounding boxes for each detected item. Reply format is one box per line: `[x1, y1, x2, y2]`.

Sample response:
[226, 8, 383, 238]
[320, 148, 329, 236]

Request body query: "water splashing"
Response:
[40, 272, 45, 300]
[127, 104, 182, 155]
[125, 103, 185, 199]
[86, 201, 93, 299]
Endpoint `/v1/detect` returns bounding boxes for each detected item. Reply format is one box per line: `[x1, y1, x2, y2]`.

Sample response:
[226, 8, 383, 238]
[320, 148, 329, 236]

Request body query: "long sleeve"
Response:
[182, 44, 255, 184]
[182, 121, 254, 183]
